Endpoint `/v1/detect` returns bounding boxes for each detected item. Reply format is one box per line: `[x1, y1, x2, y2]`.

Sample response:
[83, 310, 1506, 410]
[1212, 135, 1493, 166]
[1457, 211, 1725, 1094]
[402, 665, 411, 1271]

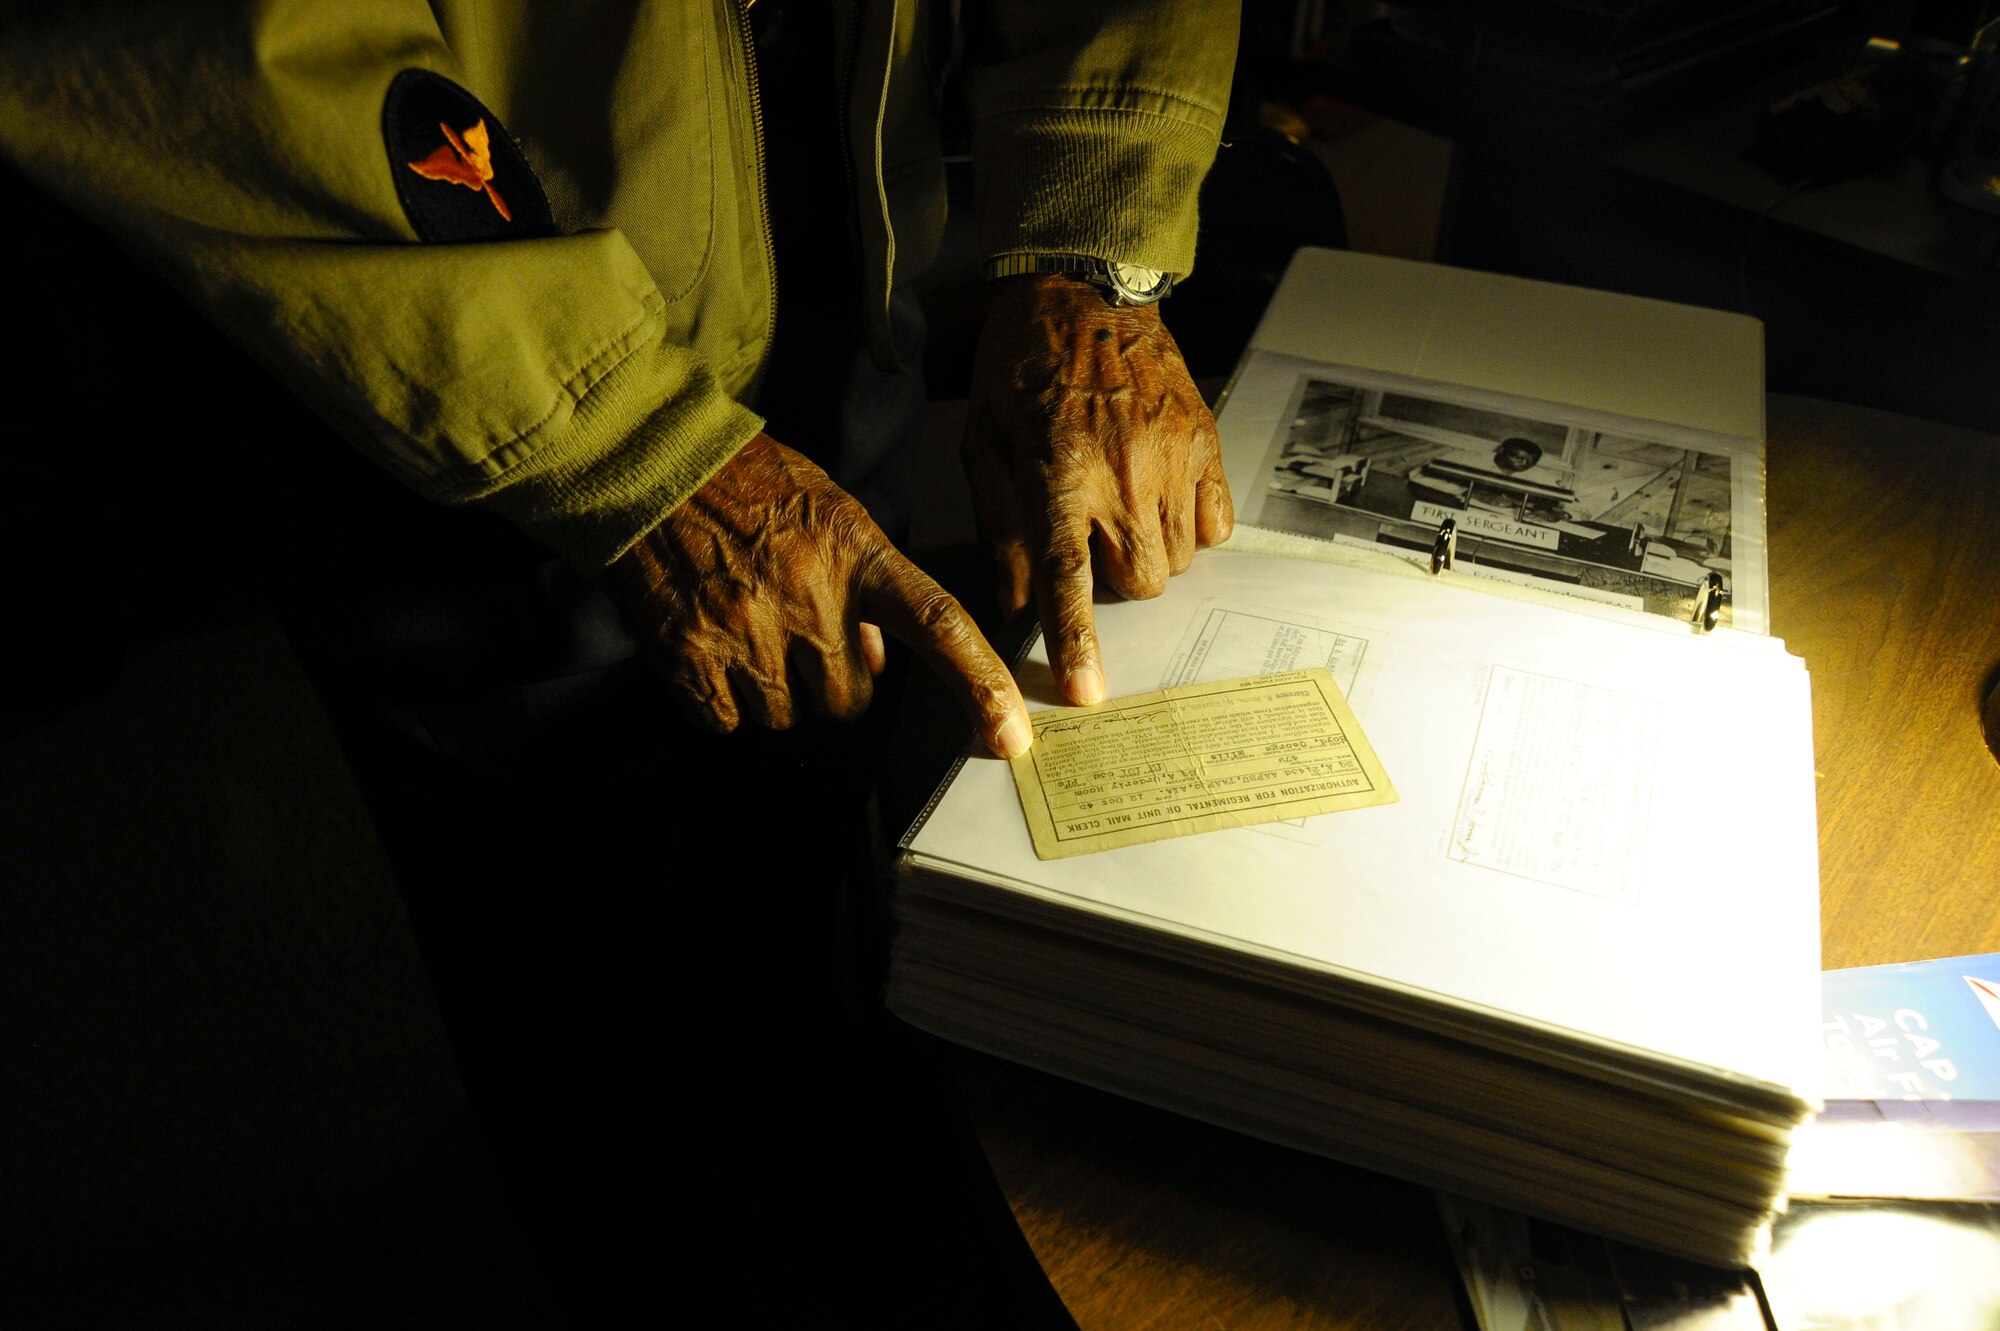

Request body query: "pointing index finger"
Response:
[858, 550, 1031, 759]
[1034, 514, 1103, 706]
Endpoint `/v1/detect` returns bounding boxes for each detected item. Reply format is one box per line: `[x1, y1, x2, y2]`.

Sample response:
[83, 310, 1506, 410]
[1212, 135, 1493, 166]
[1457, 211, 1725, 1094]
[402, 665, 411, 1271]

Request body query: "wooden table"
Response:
[1769, 398, 2000, 971]
[939, 394, 2000, 1330]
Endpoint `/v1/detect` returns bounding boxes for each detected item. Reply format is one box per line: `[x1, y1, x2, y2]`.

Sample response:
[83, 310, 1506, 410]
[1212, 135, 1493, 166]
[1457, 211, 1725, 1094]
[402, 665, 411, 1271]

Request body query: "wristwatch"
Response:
[983, 253, 1177, 306]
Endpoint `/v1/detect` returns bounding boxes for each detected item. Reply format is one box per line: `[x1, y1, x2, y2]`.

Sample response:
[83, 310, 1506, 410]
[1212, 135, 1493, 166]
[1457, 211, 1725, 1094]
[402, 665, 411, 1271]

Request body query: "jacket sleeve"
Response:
[0, 3, 764, 572]
[962, 0, 1240, 278]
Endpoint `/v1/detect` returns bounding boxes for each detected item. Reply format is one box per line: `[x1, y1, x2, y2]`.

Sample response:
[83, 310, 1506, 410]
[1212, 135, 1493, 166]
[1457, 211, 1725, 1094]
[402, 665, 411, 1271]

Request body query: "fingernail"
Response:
[996, 711, 1033, 759]
[1066, 667, 1104, 706]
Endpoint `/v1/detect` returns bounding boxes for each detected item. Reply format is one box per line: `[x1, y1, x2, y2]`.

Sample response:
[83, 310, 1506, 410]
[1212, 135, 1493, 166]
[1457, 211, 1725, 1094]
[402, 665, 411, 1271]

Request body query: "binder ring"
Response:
[1691, 571, 1725, 634]
[1430, 517, 1458, 575]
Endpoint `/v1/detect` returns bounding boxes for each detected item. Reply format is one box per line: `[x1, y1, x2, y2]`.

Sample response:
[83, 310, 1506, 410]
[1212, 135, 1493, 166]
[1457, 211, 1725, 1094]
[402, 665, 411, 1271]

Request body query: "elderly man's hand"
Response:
[963, 274, 1233, 706]
[608, 432, 1031, 758]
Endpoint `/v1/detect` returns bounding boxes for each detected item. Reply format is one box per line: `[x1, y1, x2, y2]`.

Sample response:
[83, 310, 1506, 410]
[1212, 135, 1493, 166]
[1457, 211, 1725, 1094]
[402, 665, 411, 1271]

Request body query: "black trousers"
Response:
[277, 331, 1066, 1327]
[10, 13, 1073, 1316]
[275, 7, 1071, 1318]
[286, 597, 1051, 1326]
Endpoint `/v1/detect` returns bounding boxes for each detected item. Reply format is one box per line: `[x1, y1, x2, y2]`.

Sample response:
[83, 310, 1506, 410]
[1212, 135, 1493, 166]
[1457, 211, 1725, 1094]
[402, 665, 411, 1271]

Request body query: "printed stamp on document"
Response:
[1009, 668, 1397, 859]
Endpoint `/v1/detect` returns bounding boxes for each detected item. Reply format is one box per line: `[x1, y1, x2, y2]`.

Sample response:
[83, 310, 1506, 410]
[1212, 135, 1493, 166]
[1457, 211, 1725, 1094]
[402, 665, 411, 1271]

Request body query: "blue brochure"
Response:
[1820, 953, 2000, 1103]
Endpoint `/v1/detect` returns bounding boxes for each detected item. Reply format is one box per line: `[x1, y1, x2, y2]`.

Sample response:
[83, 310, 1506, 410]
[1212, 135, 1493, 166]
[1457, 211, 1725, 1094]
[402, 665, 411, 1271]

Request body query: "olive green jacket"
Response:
[2, 1, 1237, 569]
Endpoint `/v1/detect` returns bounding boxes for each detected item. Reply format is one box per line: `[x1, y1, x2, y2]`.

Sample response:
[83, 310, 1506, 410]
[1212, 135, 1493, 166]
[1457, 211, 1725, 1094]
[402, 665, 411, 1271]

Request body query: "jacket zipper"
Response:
[736, 0, 776, 372]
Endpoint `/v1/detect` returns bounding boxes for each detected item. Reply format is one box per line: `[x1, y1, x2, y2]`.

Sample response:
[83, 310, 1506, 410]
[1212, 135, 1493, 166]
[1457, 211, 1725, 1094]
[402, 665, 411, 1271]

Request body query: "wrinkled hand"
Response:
[963, 275, 1233, 706]
[607, 433, 1031, 758]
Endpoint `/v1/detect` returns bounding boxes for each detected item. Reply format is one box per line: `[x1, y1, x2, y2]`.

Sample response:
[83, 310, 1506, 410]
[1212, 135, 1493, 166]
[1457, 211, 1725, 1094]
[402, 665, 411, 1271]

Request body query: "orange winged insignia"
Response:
[407, 118, 512, 222]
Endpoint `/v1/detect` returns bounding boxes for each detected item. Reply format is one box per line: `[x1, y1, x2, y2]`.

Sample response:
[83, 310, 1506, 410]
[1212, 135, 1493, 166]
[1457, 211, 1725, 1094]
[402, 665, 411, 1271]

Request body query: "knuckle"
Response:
[746, 676, 793, 731]
[1037, 543, 1092, 589]
[680, 690, 735, 735]
[825, 500, 879, 551]
[1054, 622, 1098, 666]
[823, 675, 875, 723]
[906, 585, 968, 640]
[967, 675, 1017, 721]
[1124, 556, 1169, 599]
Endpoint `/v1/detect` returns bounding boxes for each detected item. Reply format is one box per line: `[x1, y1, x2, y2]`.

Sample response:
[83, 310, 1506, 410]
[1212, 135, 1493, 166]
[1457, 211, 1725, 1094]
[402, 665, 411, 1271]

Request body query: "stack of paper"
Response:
[888, 251, 1824, 1267]
[892, 545, 1820, 1266]
[1434, 955, 2000, 1330]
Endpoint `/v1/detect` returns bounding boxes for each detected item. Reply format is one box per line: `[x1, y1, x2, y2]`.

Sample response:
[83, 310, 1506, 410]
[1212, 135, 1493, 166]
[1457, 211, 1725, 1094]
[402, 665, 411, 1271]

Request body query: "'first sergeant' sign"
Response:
[1413, 501, 1560, 551]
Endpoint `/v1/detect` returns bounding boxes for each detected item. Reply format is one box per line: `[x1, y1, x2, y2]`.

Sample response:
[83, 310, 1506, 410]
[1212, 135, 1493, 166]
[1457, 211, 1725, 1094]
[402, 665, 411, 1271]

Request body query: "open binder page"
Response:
[904, 549, 1821, 1100]
[1215, 250, 1771, 633]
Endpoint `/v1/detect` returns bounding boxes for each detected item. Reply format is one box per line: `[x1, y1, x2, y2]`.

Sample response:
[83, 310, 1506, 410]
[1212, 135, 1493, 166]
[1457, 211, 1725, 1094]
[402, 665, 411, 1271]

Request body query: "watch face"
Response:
[1106, 262, 1172, 304]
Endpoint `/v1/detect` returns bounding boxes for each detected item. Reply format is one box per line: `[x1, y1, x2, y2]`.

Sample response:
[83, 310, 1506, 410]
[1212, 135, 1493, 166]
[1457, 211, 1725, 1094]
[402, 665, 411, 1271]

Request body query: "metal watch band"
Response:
[983, 253, 1104, 283]
[982, 253, 1176, 305]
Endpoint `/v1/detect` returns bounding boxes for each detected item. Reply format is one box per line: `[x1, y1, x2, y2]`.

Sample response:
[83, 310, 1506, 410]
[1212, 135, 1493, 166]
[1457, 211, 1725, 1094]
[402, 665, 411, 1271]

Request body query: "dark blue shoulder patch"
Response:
[383, 68, 553, 242]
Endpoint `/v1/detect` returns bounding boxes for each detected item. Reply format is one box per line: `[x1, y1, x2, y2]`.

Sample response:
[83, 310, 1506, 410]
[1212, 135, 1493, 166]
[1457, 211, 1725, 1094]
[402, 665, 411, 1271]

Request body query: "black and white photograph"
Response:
[1254, 373, 1746, 624]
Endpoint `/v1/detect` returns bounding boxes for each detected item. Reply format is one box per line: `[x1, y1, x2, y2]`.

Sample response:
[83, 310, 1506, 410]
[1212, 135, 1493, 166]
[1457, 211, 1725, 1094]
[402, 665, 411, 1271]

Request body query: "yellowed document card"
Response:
[1009, 668, 1397, 860]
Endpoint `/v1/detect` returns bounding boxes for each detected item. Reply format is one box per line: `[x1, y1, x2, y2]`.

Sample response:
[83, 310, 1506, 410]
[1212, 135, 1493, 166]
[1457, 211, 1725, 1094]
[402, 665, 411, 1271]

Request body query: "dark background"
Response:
[6, 1, 1996, 1324]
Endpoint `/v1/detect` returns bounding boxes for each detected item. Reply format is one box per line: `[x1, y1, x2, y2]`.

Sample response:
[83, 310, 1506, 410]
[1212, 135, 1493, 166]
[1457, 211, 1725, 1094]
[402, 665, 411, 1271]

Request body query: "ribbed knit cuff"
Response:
[473, 339, 764, 572]
[973, 108, 1220, 278]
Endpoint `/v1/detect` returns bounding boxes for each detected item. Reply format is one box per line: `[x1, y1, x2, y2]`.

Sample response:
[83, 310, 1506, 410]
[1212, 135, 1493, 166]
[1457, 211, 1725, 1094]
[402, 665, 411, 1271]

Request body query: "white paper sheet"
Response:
[905, 549, 1820, 1099]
